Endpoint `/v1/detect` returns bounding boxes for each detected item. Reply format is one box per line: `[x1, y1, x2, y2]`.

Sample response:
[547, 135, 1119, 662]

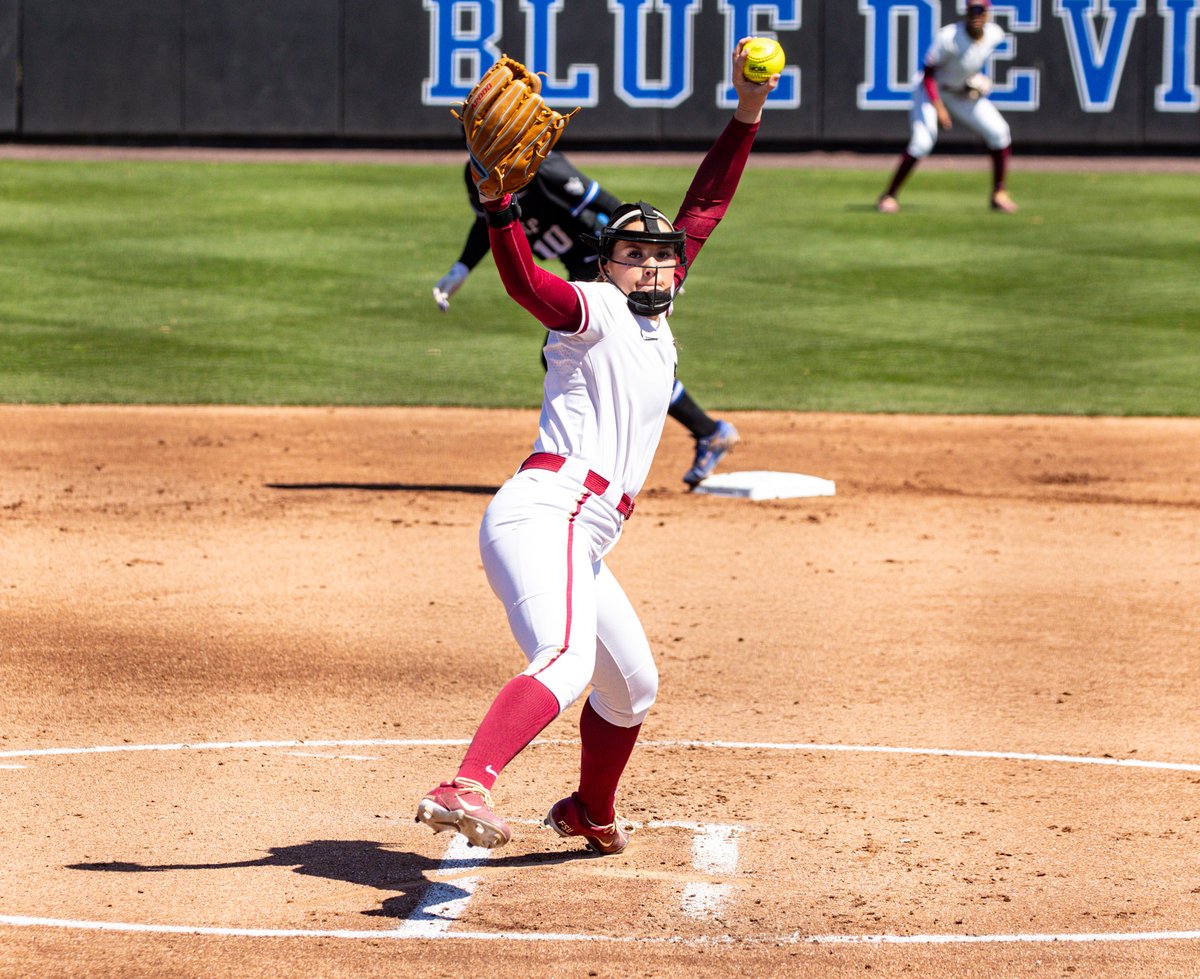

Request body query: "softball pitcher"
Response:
[877, 0, 1018, 214]
[415, 40, 779, 855]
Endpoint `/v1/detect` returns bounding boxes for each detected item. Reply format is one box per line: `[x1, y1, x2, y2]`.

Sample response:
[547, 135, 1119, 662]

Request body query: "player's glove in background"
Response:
[433, 262, 470, 312]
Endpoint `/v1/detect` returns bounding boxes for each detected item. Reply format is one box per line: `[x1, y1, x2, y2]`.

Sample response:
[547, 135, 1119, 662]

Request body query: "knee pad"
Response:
[627, 660, 659, 719]
[589, 660, 659, 727]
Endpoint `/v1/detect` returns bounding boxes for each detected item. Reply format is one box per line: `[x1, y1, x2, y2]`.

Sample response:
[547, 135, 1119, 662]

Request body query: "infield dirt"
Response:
[2, 406, 1199, 978]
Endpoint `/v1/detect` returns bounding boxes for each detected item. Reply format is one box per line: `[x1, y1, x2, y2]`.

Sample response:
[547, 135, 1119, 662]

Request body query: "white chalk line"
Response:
[394, 834, 487, 937]
[4, 736, 1198, 947]
[2, 737, 1198, 773]
[283, 752, 383, 761]
[682, 824, 742, 918]
[2, 914, 1198, 946]
[647, 740, 1200, 773]
[508, 816, 740, 921]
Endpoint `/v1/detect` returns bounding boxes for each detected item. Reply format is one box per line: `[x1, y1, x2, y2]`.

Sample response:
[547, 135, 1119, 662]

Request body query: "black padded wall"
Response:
[182, 0, 339, 136]
[20, 0, 183, 136]
[8, 0, 1200, 149]
[0, 0, 16, 133]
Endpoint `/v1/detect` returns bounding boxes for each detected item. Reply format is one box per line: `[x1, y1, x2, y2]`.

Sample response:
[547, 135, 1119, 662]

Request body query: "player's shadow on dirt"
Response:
[68, 839, 579, 920]
[267, 481, 498, 495]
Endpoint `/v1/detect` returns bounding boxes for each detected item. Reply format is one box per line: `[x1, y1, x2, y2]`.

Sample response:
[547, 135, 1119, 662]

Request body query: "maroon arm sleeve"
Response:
[671, 117, 761, 287]
[484, 198, 583, 331]
[923, 66, 940, 102]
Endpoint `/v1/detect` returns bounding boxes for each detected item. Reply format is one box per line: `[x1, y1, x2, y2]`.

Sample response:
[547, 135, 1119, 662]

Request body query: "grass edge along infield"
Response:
[0, 158, 1196, 415]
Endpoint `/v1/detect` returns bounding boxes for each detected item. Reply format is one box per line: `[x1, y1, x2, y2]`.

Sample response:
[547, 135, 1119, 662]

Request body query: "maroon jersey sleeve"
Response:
[672, 117, 761, 288]
[485, 201, 585, 332]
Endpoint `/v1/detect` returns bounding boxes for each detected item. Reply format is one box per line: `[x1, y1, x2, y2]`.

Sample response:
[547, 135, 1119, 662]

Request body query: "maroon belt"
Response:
[518, 452, 636, 519]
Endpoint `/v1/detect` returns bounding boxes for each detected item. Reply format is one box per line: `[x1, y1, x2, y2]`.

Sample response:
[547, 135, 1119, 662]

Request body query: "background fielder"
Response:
[434, 151, 741, 487]
[877, 0, 1018, 214]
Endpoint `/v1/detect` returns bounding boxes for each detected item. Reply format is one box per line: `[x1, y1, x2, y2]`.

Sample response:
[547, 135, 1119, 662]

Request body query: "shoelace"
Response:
[593, 806, 634, 836]
[451, 776, 496, 809]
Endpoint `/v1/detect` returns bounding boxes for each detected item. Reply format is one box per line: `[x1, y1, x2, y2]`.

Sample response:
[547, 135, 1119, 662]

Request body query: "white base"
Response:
[690, 470, 836, 501]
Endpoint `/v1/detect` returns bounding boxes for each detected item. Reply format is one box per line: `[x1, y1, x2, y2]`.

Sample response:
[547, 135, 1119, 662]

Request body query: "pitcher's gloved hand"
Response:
[453, 55, 579, 199]
[433, 262, 470, 312]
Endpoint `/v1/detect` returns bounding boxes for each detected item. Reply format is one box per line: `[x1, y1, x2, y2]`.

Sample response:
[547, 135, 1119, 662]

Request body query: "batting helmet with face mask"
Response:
[592, 201, 687, 316]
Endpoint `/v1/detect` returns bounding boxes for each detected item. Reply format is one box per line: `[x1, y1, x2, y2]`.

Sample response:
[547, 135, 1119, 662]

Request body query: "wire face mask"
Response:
[592, 202, 688, 316]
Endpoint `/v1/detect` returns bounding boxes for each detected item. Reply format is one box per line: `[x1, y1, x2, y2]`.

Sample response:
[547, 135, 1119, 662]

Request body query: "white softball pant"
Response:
[479, 468, 659, 729]
[906, 89, 1011, 158]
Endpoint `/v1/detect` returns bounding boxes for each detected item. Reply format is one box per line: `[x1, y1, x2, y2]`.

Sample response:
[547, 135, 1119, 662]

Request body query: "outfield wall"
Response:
[2, 0, 1197, 150]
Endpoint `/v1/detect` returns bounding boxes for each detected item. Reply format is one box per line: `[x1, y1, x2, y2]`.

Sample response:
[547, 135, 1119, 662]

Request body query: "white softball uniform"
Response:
[479, 281, 677, 727]
[907, 22, 1011, 158]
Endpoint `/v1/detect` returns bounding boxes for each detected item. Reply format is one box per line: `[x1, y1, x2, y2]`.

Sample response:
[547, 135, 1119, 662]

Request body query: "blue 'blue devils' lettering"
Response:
[1156, 0, 1200, 110]
[1055, 0, 1146, 112]
[716, 0, 801, 108]
[857, 0, 939, 109]
[976, 0, 1041, 109]
[610, 0, 704, 107]
[521, 0, 600, 105]
[423, 0, 502, 104]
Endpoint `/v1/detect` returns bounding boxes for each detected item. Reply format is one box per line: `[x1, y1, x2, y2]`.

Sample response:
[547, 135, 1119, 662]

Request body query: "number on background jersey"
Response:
[532, 226, 575, 260]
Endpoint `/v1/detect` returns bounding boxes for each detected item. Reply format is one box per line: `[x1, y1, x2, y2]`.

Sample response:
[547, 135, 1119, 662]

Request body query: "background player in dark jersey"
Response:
[433, 151, 739, 488]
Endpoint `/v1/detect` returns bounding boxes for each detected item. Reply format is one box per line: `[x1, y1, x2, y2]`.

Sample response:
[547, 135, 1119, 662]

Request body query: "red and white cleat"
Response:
[416, 778, 512, 849]
[545, 793, 632, 855]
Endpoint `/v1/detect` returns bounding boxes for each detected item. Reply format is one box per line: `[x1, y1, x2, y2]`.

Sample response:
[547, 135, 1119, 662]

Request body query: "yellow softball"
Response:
[742, 37, 786, 83]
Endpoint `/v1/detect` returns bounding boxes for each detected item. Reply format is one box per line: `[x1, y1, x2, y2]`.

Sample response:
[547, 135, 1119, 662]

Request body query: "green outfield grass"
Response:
[1, 157, 1196, 413]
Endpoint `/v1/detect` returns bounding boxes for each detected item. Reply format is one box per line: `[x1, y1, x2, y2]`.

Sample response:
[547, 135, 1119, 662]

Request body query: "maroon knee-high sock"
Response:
[990, 146, 1011, 193]
[576, 699, 641, 825]
[456, 675, 560, 790]
[884, 152, 919, 198]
